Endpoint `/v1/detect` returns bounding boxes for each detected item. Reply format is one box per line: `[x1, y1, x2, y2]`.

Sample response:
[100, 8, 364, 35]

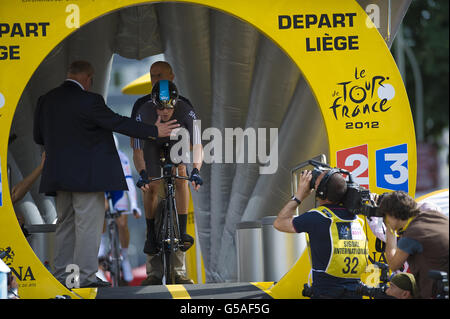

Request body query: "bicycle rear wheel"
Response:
[162, 196, 179, 285]
[163, 249, 175, 284]
[109, 221, 121, 287]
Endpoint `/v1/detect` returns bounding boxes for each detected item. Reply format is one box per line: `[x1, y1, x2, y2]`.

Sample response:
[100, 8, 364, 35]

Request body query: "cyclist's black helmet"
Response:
[151, 79, 178, 109]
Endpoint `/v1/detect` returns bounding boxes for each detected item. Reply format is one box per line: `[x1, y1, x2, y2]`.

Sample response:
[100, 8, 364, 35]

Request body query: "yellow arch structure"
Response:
[0, 0, 415, 298]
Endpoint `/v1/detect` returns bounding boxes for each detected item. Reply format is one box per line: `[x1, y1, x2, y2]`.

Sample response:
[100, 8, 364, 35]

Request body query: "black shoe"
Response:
[180, 233, 194, 252]
[80, 277, 112, 288]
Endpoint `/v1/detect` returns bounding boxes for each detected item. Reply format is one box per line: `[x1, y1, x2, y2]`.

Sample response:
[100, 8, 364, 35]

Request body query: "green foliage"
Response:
[400, 0, 449, 141]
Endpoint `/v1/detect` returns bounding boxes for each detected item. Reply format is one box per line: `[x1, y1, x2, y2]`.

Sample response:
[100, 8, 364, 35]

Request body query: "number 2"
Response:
[345, 153, 369, 186]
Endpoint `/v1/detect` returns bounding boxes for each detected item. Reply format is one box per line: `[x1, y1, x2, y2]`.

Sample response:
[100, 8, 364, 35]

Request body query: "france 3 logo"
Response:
[337, 143, 408, 192]
[375, 144, 408, 192]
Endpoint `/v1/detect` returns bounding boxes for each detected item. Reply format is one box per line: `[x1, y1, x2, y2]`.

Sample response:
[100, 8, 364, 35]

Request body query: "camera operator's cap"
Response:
[390, 272, 419, 298]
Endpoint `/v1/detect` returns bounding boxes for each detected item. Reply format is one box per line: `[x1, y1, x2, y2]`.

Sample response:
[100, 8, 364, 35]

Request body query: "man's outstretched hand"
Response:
[155, 116, 179, 137]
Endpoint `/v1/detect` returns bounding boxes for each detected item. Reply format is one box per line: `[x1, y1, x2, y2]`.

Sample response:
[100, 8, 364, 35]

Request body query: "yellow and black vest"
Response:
[309, 206, 368, 279]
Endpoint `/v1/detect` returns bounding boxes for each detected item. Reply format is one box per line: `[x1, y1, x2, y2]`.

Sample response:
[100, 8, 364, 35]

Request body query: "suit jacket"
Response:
[33, 80, 158, 193]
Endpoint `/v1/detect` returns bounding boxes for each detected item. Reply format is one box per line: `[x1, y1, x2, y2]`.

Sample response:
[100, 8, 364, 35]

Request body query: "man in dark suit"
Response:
[33, 60, 179, 288]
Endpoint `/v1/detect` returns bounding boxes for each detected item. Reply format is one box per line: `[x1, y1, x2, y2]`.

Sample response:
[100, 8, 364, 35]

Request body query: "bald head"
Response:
[150, 61, 174, 85]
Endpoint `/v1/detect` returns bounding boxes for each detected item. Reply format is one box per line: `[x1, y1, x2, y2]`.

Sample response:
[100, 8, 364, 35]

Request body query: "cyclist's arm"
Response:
[193, 144, 203, 172]
[120, 151, 141, 217]
[132, 147, 151, 192]
[132, 148, 146, 175]
[185, 106, 203, 171]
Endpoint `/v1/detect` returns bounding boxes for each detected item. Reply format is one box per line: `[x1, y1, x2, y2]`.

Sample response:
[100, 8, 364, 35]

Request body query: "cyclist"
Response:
[99, 135, 142, 284]
[131, 70, 203, 285]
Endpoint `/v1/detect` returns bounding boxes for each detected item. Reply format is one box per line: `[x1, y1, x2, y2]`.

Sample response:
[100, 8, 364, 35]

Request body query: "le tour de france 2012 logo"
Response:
[329, 66, 395, 130]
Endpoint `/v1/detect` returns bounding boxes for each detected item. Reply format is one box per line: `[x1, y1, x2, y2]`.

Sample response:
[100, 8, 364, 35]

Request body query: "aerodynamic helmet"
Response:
[151, 79, 179, 110]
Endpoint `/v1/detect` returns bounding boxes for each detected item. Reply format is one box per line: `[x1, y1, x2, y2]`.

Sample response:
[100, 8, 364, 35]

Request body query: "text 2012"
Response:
[345, 121, 380, 129]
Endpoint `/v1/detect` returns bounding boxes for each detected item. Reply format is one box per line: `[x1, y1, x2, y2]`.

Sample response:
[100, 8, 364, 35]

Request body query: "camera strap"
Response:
[397, 216, 416, 236]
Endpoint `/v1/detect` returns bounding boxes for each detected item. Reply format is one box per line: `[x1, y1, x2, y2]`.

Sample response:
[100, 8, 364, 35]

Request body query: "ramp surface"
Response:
[96, 283, 273, 299]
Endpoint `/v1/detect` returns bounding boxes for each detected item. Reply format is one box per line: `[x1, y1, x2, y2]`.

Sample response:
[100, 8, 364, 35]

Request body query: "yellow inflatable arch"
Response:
[0, 0, 415, 298]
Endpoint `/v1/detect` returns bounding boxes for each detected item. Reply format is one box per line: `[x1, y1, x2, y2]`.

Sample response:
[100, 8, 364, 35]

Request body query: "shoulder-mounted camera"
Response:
[308, 159, 383, 218]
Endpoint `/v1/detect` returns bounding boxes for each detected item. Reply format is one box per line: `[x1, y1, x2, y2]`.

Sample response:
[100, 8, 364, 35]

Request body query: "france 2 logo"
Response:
[375, 144, 408, 192]
[336, 144, 369, 189]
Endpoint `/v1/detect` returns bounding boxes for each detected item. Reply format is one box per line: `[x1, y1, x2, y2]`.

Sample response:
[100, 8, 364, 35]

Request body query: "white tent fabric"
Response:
[9, 1, 410, 282]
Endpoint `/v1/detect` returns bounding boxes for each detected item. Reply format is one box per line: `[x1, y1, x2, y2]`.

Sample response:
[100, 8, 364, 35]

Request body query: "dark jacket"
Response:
[33, 80, 158, 193]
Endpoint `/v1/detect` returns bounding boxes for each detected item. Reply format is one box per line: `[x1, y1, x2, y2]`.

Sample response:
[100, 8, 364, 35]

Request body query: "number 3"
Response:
[384, 153, 408, 185]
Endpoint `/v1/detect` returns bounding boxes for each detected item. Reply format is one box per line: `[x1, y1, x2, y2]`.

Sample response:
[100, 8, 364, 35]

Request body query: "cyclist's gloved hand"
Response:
[131, 206, 142, 218]
[189, 168, 203, 190]
[136, 169, 150, 189]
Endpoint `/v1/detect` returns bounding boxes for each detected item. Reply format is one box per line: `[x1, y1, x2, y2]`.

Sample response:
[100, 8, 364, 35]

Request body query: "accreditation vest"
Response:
[310, 206, 368, 279]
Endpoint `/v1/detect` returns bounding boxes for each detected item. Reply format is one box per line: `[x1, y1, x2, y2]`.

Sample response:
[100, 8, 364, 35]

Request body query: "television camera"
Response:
[308, 159, 384, 218]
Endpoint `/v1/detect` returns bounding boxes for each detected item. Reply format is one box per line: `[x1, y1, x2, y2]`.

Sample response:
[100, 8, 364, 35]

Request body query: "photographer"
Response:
[274, 170, 368, 299]
[378, 191, 449, 299]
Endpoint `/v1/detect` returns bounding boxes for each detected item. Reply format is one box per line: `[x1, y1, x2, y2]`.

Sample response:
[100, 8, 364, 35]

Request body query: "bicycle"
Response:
[100, 193, 124, 288]
[146, 157, 191, 284]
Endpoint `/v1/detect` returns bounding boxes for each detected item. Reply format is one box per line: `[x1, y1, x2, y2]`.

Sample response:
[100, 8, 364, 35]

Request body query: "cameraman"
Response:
[274, 170, 368, 299]
[378, 191, 449, 299]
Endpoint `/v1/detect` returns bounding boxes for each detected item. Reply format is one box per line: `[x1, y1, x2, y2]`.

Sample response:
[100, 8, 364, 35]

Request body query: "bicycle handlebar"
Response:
[146, 163, 191, 183]
[148, 174, 190, 183]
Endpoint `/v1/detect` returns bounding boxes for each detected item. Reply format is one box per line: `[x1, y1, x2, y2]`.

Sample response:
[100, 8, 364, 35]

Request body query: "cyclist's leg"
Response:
[113, 192, 130, 252]
[143, 179, 161, 255]
[173, 165, 194, 284]
[174, 165, 194, 251]
[174, 164, 189, 217]
[116, 214, 129, 249]
[142, 198, 164, 285]
[117, 214, 135, 283]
